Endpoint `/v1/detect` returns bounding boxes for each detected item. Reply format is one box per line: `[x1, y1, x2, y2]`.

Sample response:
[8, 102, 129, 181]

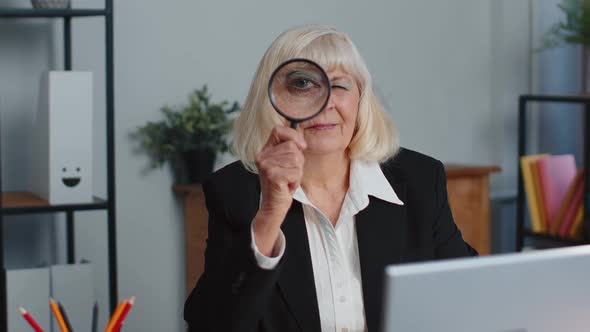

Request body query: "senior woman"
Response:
[184, 24, 477, 332]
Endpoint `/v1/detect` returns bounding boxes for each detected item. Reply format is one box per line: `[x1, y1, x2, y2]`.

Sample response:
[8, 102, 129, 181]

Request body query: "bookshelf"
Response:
[517, 94, 590, 250]
[0, 2, 117, 331]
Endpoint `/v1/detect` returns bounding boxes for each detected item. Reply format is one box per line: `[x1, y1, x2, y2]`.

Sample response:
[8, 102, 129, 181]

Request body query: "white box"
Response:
[50, 264, 95, 332]
[30, 71, 93, 204]
[6, 267, 51, 332]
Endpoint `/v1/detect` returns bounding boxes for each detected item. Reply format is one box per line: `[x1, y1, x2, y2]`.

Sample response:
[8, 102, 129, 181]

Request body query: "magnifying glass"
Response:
[268, 58, 331, 129]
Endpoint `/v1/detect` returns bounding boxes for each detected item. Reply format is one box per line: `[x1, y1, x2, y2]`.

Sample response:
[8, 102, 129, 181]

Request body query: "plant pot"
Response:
[583, 47, 590, 94]
[176, 149, 215, 184]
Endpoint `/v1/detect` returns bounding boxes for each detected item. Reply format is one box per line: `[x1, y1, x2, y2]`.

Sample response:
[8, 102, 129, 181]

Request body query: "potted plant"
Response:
[132, 85, 239, 184]
[539, 0, 590, 91]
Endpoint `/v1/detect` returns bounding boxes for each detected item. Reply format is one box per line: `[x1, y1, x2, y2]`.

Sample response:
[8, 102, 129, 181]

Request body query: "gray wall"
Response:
[532, 0, 584, 160]
[0, 1, 538, 331]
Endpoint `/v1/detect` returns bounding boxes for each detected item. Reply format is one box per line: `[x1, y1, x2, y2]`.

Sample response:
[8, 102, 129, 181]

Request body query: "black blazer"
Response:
[184, 148, 477, 332]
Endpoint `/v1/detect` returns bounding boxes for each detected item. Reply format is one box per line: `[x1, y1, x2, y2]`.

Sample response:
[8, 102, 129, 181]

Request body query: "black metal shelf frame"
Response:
[517, 94, 590, 250]
[523, 231, 586, 246]
[0, 2, 117, 330]
[0, 8, 107, 18]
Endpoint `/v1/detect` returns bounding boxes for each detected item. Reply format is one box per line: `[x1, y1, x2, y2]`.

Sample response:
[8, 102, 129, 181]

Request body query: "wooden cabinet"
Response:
[177, 164, 500, 292]
[174, 184, 208, 294]
[444, 164, 500, 256]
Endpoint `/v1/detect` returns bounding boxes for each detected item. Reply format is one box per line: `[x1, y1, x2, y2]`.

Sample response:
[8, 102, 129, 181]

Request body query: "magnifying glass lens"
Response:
[268, 59, 330, 128]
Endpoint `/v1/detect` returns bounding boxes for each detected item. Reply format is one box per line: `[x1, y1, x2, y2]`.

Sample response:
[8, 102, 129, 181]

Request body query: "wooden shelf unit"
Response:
[1, 192, 107, 215]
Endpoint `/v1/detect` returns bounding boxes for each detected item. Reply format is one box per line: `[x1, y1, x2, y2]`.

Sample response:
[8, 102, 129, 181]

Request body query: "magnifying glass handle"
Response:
[290, 121, 297, 129]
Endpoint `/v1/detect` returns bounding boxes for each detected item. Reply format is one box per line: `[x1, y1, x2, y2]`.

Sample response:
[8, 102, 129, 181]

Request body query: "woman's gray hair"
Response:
[233, 24, 400, 173]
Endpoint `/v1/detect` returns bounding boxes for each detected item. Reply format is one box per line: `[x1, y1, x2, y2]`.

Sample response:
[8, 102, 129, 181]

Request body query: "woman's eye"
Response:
[292, 78, 312, 89]
[332, 84, 349, 91]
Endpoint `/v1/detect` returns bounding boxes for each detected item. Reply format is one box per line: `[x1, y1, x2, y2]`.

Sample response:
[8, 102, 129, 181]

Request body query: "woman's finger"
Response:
[257, 141, 304, 166]
[262, 125, 307, 150]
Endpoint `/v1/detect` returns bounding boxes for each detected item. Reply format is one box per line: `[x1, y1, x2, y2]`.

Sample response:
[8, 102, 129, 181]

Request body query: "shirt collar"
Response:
[349, 159, 404, 205]
[292, 159, 404, 207]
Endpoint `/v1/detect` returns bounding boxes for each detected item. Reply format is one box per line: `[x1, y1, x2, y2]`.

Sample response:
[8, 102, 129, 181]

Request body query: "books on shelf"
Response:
[569, 206, 585, 240]
[558, 171, 585, 238]
[551, 170, 584, 235]
[520, 154, 585, 239]
[537, 155, 577, 230]
[520, 154, 548, 232]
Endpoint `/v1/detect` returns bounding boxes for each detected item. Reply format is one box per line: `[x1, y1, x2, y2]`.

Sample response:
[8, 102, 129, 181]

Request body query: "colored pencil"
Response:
[58, 301, 74, 332]
[112, 323, 123, 332]
[104, 298, 127, 332]
[111, 297, 135, 332]
[92, 301, 99, 332]
[19, 307, 44, 332]
[49, 298, 69, 332]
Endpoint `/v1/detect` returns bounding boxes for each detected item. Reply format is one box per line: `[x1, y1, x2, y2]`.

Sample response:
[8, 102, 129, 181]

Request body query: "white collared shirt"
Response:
[251, 160, 404, 332]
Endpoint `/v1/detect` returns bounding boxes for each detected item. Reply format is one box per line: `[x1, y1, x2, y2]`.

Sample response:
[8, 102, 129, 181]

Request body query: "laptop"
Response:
[382, 245, 590, 332]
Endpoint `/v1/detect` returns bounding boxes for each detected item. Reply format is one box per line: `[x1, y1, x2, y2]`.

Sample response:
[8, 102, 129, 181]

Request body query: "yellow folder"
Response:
[520, 154, 549, 233]
[569, 206, 585, 240]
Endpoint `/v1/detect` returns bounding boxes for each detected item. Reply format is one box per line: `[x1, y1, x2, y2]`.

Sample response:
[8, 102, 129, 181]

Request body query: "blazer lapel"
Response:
[356, 179, 407, 332]
[277, 201, 322, 332]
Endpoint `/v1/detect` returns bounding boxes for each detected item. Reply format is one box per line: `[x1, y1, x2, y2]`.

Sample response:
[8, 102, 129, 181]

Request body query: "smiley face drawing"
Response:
[61, 166, 82, 188]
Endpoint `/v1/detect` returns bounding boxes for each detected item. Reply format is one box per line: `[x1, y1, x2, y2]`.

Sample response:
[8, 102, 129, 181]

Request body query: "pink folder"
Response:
[536, 155, 577, 230]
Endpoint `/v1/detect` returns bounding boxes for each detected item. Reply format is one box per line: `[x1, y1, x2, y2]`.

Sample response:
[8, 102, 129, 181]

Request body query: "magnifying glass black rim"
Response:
[267, 58, 331, 126]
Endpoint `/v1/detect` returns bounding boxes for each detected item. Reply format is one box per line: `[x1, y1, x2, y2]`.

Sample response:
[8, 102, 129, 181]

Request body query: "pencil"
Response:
[112, 323, 123, 332]
[19, 307, 44, 332]
[58, 301, 74, 332]
[104, 298, 127, 332]
[111, 297, 135, 332]
[49, 298, 69, 332]
[92, 301, 98, 332]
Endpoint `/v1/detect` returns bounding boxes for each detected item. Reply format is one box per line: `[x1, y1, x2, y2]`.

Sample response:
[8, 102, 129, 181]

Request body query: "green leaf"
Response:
[129, 84, 241, 171]
[538, 0, 590, 50]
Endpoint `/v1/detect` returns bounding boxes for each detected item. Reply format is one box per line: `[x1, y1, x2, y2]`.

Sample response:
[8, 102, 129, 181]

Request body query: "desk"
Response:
[444, 164, 500, 256]
[177, 164, 500, 292]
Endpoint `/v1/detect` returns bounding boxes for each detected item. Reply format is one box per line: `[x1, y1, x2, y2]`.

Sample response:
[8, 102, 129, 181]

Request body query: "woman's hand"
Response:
[253, 125, 306, 256]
